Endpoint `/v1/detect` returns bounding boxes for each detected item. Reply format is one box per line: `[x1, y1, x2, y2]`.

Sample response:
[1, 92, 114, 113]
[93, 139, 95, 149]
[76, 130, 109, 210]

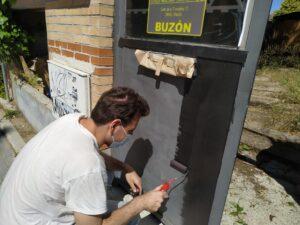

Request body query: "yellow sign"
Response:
[147, 0, 207, 36]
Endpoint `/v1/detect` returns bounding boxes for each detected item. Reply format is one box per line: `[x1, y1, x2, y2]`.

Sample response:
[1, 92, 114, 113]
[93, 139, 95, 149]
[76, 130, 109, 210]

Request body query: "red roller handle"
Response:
[160, 182, 170, 191]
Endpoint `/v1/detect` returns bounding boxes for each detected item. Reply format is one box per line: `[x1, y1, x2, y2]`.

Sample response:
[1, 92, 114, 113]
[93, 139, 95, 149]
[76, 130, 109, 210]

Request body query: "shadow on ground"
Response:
[0, 127, 11, 138]
[238, 141, 300, 204]
[257, 142, 300, 204]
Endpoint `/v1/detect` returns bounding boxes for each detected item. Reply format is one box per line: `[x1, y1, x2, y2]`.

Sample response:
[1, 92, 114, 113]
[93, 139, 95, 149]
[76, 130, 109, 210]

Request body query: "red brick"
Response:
[55, 41, 67, 48]
[68, 43, 82, 52]
[91, 84, 112, 94]
[82, 46, 113, 56]
[62, 50, 74, 58]
[75, 53, 90, 62]
[49, 47, 60, 55]
[55, 41, 61, 47]
[91, 57, 113, 66]
[48, 40, 55, 46]
[60, 41, 68, 49]
[91, 76, 113, 85]
[94, 67, 113, 76]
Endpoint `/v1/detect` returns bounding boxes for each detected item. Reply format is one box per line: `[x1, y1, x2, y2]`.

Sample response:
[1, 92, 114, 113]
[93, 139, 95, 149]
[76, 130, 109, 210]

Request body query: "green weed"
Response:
[4, 109, 19, 119]
[230, 202, 248, 225]
[239, 144, 251, 152]
[287, 201, 295, 207]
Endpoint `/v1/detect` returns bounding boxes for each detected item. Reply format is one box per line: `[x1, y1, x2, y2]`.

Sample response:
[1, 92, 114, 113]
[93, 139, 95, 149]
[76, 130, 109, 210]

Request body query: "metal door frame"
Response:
[209, 1, 272, 224]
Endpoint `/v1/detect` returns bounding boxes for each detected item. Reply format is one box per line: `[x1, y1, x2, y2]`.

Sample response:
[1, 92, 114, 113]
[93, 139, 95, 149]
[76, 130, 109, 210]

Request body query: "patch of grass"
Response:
[279, 75, 300, 105]
[291, 115, 300, 132]
[267, 67, 300, 104]
[18, 72, 42, 88]
[239, 144, 251, 152]
[266, 103, 300, 132]
[287, 201, 295, 207]
[4, 109, 19, 119]
[256, 67, 300, 132]
[259, 44, 300, 69]
[230, 202, 248, 225]
[0, 71, 6, 99]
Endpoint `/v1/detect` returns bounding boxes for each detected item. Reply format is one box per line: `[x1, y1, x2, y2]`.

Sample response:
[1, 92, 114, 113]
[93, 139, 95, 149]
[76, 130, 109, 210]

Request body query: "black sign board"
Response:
[147, 0, 207, 36]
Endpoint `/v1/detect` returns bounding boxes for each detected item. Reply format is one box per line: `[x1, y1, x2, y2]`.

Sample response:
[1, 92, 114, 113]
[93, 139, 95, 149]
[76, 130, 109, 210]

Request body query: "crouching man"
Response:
[0, 87, 167, 225]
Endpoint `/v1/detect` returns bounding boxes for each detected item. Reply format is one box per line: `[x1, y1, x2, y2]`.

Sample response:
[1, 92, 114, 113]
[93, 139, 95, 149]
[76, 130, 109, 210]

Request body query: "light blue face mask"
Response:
[110, 126, 131, 148]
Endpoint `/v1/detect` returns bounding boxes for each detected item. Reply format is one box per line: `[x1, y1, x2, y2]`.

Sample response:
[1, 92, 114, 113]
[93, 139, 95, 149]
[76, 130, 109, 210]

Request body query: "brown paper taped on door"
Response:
[135, 50, 196, 78]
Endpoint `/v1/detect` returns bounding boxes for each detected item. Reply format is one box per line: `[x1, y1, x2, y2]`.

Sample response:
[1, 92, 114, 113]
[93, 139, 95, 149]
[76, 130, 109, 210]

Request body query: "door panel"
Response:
[113, 1, 248, 224]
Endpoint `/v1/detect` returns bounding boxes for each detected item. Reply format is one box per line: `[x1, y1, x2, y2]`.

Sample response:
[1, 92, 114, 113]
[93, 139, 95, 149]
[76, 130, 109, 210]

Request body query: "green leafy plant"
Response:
[287, 201, 295, 207]
[264, 66, 300, 104]
[230, 202, 248, 225]
[0, 0, 29, 62]
[294, 115, 300, 131]
[0, 71, 5, 98]
[18, 72, 43, 88]
[239, 144, 251, 152]
[274, 0, 300, 17]
[4, 108, 19, 119]
[258, 44, 300, 69]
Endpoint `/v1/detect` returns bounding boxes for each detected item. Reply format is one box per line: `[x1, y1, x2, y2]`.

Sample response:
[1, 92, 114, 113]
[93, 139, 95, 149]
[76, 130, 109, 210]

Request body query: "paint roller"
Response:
[170, 159, 188, 174]
[159, 159, 189, 192]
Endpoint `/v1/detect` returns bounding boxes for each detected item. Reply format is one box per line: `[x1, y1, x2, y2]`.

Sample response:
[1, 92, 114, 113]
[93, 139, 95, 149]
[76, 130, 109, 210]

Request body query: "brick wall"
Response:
[45, 0, 114, 109]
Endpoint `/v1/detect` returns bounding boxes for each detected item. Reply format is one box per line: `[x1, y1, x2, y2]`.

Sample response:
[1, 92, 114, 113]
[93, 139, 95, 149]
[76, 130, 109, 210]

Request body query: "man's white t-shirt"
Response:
[0, 113, 108, 225]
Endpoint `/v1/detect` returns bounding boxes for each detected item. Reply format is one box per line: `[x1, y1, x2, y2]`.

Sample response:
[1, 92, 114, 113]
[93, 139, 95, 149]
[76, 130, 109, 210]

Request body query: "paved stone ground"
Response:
[0, 133, 15, 184]
[222, 159, 300, 225]
[222, 68, 300, 225]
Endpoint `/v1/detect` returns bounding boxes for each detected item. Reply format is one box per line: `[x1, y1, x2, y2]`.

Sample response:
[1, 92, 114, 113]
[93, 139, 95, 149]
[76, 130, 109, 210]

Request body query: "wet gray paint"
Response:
[113, 47, 243, 225]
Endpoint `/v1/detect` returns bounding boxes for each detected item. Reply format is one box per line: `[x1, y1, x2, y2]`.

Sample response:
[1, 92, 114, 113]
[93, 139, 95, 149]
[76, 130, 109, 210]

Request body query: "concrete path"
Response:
[0, 133, 15, 184]
[222, 68, 300, 225]
[222, 159, 300, 225]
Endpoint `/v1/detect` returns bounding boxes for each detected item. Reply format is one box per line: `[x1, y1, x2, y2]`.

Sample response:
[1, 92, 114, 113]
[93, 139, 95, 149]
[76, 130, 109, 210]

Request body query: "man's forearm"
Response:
[74, 197, 143, 225]
[103, 197, 144, 225]
[74, 187, 165, 225]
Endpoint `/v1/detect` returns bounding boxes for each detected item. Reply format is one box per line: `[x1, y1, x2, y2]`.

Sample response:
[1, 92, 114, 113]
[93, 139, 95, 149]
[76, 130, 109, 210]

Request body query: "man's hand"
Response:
[100, 153, 142, 194]
[137, 185, 168, 212]
[74, 186, 168, 225]
[124, 165, 142, 194]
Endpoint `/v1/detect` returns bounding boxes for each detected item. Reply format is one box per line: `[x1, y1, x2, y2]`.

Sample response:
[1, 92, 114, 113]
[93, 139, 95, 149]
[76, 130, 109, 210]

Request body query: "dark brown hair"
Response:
[91, 87, 150, 126]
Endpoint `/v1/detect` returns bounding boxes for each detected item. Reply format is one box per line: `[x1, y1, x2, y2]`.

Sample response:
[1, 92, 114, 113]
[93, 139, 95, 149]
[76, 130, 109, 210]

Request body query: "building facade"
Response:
[45, 0, 115, 110]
